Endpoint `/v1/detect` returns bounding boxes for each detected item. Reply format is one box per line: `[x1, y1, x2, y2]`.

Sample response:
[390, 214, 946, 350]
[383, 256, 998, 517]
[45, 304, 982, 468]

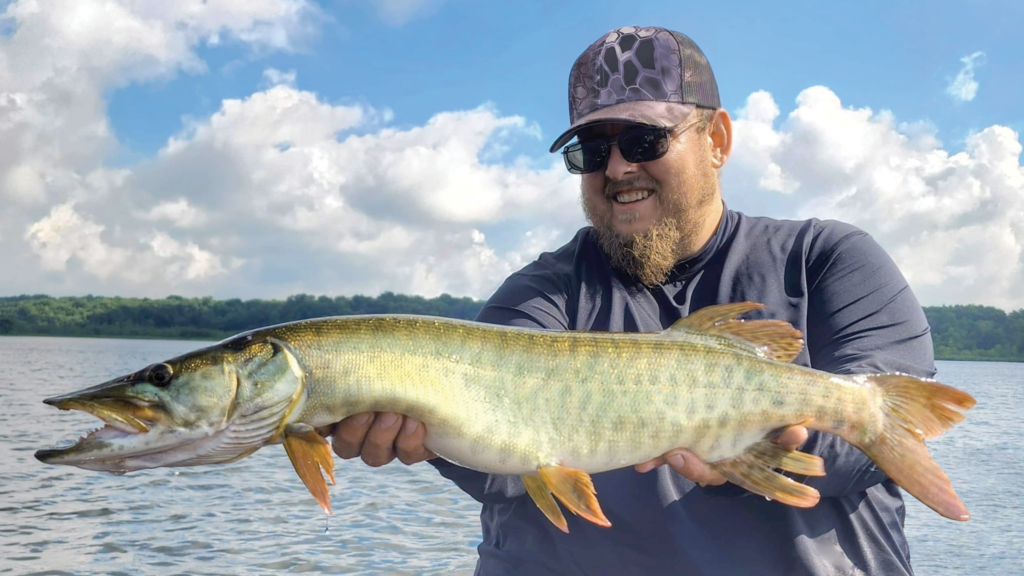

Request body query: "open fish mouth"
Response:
[34, 398, 154, 464]
[48, 398, 152, 433]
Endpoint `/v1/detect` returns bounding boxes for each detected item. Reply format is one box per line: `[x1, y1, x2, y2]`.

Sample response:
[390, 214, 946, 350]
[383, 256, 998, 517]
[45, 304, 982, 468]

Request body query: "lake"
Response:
[1, 336, 1020, 574]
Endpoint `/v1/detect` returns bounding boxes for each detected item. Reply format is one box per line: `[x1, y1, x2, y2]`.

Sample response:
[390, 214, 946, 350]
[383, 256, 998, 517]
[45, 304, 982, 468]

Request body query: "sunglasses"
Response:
[561, 122, 694, 175]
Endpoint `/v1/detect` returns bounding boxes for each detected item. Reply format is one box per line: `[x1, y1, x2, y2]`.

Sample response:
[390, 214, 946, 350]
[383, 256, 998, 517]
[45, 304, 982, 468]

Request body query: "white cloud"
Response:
[136, 199, 207, 229]
[365, 0, 444, 26]
[2, 0, 1021, 311]
[262, 67, 297, 88]
[25, 203, 130, 278]
[23, 203, 236, 290]
[946, 51, 986, 102]
[727, 86, 1024, 309]
[0, 0, 580, 301]
[120, 85, 580, 299]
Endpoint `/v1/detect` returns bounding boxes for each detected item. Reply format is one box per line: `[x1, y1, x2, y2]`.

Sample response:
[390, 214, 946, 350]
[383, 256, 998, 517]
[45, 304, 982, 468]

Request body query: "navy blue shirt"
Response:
[430, 207, 935, 576]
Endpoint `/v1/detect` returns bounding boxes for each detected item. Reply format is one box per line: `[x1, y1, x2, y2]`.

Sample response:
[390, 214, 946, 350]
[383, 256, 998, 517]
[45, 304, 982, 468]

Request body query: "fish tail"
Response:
[853, 373, 976, 521]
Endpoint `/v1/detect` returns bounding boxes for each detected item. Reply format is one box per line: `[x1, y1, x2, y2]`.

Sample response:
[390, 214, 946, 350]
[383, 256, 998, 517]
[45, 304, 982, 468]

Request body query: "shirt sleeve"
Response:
[428, 270, 570, 505]
[798, 222, 937, 498]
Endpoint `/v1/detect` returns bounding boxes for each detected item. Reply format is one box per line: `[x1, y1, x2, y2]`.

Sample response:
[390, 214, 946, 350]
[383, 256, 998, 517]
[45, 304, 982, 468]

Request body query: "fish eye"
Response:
[148, 364, 173, 386]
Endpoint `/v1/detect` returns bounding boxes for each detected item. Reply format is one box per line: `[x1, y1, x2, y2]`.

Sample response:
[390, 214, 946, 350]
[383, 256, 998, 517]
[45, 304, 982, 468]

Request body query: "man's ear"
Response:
[708, 109, 732, 169]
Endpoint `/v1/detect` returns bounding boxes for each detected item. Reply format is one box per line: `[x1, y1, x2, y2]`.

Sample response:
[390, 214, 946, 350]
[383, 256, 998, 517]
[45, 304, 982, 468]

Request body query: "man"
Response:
[322, 26, 935, 575]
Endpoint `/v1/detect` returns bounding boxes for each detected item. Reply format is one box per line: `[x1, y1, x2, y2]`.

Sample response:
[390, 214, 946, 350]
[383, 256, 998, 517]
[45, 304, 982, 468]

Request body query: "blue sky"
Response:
[1, 0, 1022, 308]
[106, 0, 1022, 159]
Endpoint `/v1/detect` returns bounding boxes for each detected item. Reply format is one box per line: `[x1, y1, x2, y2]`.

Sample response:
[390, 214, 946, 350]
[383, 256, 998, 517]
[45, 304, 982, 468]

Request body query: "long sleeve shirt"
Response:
[430, 207, 935, 576]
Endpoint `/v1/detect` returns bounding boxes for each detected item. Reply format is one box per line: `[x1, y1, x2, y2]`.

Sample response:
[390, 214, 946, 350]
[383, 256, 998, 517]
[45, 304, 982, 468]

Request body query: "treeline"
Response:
[0, 293, 483, 341]
[924, 305, 1024, 362]
[0, 295, 1021, 361]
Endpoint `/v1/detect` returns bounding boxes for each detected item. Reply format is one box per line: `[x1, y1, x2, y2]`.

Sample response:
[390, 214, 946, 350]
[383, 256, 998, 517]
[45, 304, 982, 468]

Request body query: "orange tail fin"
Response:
[852, 374, 976, 521]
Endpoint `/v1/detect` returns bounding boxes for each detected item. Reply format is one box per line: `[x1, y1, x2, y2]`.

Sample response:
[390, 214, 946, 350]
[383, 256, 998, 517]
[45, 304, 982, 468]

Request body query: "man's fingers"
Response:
[395, 418, 435, 465]
[635, 450, 726, 486]
[331, 412, 375, 459]
[772, 425, 809, 451]
[666, 449, 727, 486]
[634, 456, 665, 474]
[361, 412, 402, 467]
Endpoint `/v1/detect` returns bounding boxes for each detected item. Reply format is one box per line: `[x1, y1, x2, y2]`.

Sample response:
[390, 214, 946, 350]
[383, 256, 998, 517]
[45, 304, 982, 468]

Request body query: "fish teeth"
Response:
[614, 190, 652, 203]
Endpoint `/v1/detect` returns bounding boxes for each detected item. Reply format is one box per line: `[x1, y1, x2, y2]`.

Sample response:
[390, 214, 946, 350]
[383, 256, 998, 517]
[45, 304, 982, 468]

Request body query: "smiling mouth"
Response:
[612, 190, 654, 204]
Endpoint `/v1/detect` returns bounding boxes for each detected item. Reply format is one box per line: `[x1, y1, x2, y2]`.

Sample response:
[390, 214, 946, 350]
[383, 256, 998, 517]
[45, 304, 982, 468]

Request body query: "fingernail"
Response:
[667, 454, 685, 469]
[378, 413, 399, 429]
[402, 418, 419, 434]
[351, 413, 371, 426]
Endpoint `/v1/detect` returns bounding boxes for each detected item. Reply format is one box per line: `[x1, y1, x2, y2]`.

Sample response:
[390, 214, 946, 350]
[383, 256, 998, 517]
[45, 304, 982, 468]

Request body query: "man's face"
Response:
[578, 112, 724, 285]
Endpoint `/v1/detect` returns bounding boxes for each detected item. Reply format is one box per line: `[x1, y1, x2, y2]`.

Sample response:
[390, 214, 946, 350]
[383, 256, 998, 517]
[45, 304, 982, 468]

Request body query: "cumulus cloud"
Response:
[262, 67, 297, 88]
[0, 0, 327, 296]
[121, 86, 580, 298]
[727, 86, 1024, 309]
[946, 51, 986, 102]
[0, 0, 581, 300]
[365, 0, 445, 26]
[2, 0, 1021, 311]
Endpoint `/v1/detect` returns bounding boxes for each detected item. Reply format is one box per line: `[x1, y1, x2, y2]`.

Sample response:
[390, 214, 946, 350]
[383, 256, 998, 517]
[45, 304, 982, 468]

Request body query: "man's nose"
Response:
[604, 144, 637, 181]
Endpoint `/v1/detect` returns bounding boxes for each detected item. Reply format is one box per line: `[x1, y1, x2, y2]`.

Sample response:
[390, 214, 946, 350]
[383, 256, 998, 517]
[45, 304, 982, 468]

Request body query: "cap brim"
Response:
[548, 102, 696, 153]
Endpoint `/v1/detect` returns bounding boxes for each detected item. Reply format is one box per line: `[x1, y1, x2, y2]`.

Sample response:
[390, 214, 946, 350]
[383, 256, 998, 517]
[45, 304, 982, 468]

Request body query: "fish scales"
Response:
[35, 302, 976, 530]
[264, 315, 868, 473]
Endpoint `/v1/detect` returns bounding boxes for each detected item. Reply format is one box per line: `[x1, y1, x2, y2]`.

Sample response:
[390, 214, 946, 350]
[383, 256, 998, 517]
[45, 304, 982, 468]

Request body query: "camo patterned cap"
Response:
[548, 26, 721, 153]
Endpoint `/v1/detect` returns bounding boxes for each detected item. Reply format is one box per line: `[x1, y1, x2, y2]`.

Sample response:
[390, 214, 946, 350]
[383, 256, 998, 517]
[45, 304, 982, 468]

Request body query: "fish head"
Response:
[35, 334, 306, 473]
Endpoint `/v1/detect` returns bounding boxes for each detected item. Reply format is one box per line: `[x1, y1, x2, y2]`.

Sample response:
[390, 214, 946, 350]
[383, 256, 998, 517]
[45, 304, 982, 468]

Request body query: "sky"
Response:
[1, 0, 1022, 309]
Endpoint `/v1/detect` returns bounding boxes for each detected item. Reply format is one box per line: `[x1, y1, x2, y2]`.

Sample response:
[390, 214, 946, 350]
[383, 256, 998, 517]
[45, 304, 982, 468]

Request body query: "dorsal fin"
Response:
[668, 302, 805, 363]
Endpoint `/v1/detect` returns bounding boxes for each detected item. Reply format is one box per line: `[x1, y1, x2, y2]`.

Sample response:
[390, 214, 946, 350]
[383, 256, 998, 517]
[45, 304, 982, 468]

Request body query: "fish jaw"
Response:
[33, 365, 234, 472]
[36, 334, 309, 473]
[33, 399, 221, 472]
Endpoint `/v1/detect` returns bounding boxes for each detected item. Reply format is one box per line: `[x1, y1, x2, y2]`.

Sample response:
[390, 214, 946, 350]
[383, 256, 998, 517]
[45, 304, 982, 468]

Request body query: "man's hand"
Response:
[317, 412, 436, 467]
[634, 425, 809, 486]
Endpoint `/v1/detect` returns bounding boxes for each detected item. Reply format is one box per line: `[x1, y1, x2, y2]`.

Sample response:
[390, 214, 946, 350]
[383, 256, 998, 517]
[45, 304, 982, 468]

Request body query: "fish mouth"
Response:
[45, 398, 153, 433]
[34, 398, 156, 464]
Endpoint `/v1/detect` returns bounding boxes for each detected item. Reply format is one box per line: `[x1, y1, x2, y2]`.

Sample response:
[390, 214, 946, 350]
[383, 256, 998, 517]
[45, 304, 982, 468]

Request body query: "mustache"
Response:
[605, 177, 660, 198]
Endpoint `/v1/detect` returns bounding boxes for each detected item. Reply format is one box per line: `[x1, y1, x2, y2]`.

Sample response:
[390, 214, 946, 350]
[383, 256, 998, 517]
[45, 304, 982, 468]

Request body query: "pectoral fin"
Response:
[537, 465, 611, 529]
[710, 441, 824, 508]
[523, 475, 568, 533]
[668, 302, 805, 363]
[283, 423, 336, 515]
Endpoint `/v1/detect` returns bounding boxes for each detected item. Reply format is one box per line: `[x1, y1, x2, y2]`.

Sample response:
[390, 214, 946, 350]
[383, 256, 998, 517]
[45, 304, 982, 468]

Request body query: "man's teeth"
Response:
[614, 190, 652, 204]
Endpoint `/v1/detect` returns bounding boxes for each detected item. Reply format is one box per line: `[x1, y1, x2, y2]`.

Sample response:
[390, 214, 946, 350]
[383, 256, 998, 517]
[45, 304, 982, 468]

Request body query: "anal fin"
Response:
[283, 423, 336, 515]
[523, 475, 568, 533]
[711, 441, 824, 508]
[746, 440, 826, 477]
[537, 465, 611, 529]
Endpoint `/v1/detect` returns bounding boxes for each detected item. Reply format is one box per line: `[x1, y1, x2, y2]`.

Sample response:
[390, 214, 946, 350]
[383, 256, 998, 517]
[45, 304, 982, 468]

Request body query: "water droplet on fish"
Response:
[765, 497, 772, 502]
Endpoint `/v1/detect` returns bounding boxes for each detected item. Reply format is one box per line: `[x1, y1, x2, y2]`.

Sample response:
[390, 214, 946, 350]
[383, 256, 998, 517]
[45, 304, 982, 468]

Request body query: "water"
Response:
[1, 336, 1021, 574]
[0, 337, 482, 575]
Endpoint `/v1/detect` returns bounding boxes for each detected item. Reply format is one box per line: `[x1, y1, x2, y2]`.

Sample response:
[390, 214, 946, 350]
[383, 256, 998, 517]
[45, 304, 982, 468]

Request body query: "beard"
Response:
[583, 156, 719, 286]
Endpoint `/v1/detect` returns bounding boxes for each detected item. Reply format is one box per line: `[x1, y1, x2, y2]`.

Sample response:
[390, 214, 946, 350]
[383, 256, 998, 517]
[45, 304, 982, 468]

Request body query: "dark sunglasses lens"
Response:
[563, 142, 608, 174]
[619, 128, 670, 163]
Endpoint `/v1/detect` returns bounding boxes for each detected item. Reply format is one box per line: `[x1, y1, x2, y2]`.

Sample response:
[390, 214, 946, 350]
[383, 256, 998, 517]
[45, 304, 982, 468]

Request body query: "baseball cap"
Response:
[549, 26, 721, 153]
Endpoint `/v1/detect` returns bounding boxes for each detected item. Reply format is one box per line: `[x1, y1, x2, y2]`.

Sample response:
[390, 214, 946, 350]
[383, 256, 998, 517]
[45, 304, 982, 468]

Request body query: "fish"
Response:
[34, 302, 976, 532]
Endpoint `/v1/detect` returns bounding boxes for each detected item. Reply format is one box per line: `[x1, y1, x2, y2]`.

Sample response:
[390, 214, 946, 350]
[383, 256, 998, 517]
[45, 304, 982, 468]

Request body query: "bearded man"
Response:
[323, 26, 935, 576]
